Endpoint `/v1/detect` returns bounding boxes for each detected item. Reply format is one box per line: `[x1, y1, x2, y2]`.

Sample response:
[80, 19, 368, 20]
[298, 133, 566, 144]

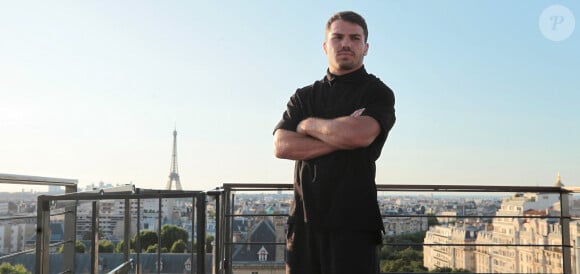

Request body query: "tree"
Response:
[170, 239, 188, 253]
[206, 235, 215, 253]
[379, 244, 395, 260]
[430, 267, 470, 273]
[132, 230, 158, 252]
[99, 239, 115, 253]
[382, 231, 426, 253]
[397, 247, 422, 262]
[160, 224, 188, 250]
[381, 258, 426, 273]
[81, 230, 105, 241]
[428, 214, 439, 227]
[145, 244, 158, 253]
[145, 243, 168, 253]
[58, 240, 86, 253]
[379, 232, 428, 273]
[192, 234, 216, 253]
[115, 239, 136, 253]
[115, 240, 126, 253]
[0, 263, 29, 274]
[208, 210, 216, 218]
[380, 247, 427, 272]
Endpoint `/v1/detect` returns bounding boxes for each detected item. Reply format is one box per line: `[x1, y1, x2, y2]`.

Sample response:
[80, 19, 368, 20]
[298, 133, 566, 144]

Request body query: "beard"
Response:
[328, 52, 364, 74]
[336, 57, 360, 71]
[338, 62, 356, 71]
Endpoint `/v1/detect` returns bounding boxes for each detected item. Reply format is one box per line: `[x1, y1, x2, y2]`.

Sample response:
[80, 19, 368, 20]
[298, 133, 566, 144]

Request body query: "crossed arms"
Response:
[273, 108, 381, 161]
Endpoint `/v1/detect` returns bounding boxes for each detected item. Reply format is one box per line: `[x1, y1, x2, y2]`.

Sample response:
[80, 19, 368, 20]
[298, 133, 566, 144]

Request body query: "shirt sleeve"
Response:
[274, 89, 306, 134]
[362, 83, 396, 134]
[361, 81, 396, 160]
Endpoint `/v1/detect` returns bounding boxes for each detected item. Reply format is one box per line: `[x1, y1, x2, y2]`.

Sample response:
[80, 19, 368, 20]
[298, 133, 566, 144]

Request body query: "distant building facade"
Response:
[424, 177, 578, 273]
[423, 225, 477, 272]
[230, 197, 288, 274]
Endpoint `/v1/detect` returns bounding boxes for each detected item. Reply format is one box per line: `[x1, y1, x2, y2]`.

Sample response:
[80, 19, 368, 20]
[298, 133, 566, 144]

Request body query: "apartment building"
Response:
[383, 214, 428, 237]
[423, 225, 477, 272]
[0, 222, 27, 254]
[425, 185, 576, 273]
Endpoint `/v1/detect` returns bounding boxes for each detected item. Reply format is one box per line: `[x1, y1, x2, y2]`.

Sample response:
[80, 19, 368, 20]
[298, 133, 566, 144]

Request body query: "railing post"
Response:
[561, 190, 572, 274]
[220, 189, 229, 274]
[64, 184, 77, 194]
[63, 184, 78, 273]
[91, 201, 100, 274]
[63, 199, 77, 273]
[157, 196, 163, 274]
[190, 195, 196, 274]
[124, 198, 130, 263]
[225, 190, 234, 274]
[213, 192, 221, 274]
[136, 196, 141, 273]
[35, 197, 51, 274]
[224, 187, 233, 274]
[196, 192, 207, 274]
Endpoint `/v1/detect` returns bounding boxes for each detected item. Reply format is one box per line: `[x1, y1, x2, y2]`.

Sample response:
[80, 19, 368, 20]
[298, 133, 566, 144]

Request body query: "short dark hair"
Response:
[325, 11, 368, 42]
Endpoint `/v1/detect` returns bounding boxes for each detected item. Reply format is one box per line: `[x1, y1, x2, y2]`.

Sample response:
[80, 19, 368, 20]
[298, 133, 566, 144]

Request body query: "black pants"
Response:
[286, 222, 381, 274]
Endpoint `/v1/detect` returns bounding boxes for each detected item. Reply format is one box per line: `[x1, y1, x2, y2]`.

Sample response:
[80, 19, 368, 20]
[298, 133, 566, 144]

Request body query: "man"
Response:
[273, 11, 396, 274]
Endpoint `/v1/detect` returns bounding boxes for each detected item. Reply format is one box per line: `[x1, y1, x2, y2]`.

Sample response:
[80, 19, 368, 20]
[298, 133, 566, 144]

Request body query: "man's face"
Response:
[323, 20, 369, 75]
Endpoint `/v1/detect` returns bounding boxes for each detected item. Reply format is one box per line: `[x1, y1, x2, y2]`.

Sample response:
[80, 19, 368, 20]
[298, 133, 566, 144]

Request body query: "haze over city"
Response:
[1, 1, 578, 192]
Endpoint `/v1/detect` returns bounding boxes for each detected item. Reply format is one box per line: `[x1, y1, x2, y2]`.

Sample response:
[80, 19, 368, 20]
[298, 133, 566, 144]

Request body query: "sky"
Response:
[1, 1, 578, 192]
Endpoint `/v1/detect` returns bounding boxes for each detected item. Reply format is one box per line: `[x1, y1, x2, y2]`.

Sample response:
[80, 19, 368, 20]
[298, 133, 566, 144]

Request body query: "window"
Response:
[257, 246, 269, 261]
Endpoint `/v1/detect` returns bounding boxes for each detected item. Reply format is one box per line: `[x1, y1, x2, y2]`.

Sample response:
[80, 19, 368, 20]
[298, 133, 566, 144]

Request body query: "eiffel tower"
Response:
[165, 128, 183, 190]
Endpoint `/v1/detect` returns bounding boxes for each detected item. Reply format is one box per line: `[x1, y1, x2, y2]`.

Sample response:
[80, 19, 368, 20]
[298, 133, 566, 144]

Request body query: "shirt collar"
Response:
[324, 66, 368, 84]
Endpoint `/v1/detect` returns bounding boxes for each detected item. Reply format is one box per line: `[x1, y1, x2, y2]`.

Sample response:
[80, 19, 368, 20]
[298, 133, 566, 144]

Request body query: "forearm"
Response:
[297, 116, 380, 149]
[273, 129, 338, 160]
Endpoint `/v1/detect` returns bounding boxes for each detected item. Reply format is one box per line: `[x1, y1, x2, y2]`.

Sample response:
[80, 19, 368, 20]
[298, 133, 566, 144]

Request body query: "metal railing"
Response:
[0, 173, 78, 189]
[106, 258, 133, 274]
[0, 173, 77, 271]
[34, 187, 205, 274]
[2, 178, 577, 273]
[214, 184, 575, 274]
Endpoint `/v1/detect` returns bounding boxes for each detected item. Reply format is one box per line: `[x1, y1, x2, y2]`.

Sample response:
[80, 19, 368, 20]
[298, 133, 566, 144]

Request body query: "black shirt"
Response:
[275, 66, 396, 231]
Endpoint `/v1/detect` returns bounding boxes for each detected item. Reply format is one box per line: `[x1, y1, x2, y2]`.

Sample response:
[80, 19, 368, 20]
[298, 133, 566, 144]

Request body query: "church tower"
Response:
[554, 172, 564, 188]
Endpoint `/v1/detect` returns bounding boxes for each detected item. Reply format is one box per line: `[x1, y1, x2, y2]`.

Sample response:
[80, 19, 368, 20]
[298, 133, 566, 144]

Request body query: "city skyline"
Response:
[1, 1, 578, 192]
